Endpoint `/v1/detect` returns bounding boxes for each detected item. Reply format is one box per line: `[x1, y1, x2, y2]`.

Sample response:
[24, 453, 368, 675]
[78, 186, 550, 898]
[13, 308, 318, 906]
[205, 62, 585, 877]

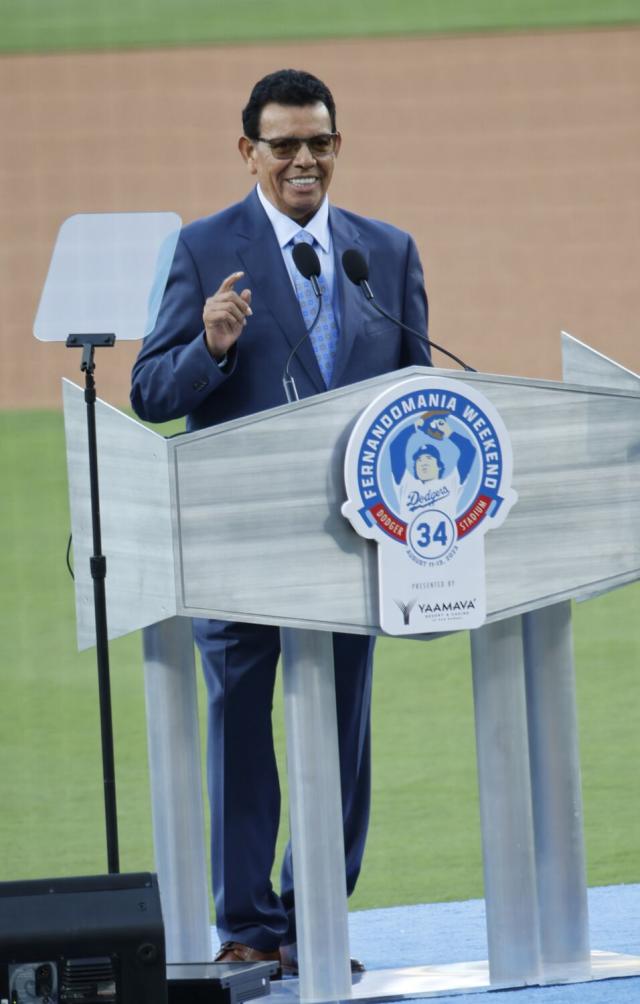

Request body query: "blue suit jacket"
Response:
[131, 188, 430, 430]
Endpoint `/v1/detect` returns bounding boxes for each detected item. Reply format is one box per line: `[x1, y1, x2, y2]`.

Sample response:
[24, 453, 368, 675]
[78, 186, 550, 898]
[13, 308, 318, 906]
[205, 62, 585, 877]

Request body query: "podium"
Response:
[63, 333, 640, 1000]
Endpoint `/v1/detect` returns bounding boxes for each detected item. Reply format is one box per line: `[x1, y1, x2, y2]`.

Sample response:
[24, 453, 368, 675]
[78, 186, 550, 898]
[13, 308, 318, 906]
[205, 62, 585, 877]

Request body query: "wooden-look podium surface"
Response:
[63, 334, 639, 1001]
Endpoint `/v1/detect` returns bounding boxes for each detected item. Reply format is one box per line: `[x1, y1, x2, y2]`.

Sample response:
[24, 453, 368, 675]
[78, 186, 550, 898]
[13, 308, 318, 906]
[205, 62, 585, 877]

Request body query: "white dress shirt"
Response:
[256, 184, 340, 324]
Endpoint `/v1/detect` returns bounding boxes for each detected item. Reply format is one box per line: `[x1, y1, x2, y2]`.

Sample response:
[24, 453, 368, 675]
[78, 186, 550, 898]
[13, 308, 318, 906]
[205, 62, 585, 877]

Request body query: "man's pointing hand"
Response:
[203, 271, 253, 361]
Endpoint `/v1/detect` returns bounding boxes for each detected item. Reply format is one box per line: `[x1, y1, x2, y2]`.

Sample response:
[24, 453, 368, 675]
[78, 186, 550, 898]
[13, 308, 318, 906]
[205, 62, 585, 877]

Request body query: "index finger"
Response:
[219, 271, 245, 292]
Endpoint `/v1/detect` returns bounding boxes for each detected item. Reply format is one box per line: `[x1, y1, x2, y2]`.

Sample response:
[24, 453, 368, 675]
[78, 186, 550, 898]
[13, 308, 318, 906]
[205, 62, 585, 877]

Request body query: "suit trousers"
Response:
[193, 617, 375, 951]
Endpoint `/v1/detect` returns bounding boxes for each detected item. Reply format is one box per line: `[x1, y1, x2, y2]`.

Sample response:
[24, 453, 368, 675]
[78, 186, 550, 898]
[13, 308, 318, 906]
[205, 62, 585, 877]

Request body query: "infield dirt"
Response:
[1, 27, 638, 409]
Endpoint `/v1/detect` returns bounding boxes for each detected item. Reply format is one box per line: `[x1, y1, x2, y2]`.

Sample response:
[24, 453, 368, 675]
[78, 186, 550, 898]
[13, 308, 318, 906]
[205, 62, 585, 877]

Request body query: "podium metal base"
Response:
[267, 950, 640, 1003]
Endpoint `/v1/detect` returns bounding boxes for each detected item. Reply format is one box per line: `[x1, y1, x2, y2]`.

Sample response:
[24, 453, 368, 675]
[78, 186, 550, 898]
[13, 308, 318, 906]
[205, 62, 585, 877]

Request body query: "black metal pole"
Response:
[67, 333, 119, 873]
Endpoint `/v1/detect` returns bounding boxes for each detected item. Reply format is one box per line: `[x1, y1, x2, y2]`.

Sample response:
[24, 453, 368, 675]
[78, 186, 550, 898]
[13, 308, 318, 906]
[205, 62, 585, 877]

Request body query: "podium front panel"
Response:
[170, 369, 639, 631]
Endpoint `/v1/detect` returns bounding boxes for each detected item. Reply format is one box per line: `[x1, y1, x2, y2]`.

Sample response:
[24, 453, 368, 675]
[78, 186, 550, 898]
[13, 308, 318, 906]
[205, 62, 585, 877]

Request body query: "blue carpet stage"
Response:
[348, 884, 640, 1002]
[213, 884, 640, 1002]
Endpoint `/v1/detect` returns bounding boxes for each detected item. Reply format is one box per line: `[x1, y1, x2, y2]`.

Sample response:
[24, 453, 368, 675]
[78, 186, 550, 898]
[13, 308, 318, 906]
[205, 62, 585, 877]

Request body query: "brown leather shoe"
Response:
[215, 941, 281, 968]
[279, 943, 365, 975]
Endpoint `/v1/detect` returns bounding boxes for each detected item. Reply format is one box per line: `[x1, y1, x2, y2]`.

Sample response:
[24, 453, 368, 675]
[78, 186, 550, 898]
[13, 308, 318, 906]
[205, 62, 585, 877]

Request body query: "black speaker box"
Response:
[0, 872, 167, 1004]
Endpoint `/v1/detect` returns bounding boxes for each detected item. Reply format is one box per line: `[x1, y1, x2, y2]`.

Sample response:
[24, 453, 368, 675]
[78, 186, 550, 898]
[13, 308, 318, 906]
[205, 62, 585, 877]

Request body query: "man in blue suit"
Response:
[131, 68, 430, 972]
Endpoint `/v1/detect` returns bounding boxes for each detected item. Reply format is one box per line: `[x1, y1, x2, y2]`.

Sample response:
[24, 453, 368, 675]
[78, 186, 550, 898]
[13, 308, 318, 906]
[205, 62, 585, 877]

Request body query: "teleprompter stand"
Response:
[32, 211, 181, 876]
[66, 332, 119, 874]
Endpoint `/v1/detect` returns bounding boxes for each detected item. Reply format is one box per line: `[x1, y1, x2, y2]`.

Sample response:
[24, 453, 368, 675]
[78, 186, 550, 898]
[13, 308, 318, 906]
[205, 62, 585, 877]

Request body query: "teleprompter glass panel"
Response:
[33, 212, 181, 342]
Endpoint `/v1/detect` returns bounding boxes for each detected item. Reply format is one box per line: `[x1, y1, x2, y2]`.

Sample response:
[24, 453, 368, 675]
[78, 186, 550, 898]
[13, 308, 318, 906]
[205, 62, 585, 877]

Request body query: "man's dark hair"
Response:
[242, 69, 337, 139]
[412, 444, 444, 479]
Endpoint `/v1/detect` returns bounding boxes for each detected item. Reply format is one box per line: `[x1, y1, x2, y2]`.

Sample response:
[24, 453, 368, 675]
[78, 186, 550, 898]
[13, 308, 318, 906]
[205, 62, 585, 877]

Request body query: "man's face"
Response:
[415, 453, 440, 482]
[239, 101, 341, 224]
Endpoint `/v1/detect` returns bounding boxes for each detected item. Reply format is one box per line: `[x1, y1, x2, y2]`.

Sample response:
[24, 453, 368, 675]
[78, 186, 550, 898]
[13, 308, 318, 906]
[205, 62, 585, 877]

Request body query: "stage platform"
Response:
[211, 884, 640, 1004]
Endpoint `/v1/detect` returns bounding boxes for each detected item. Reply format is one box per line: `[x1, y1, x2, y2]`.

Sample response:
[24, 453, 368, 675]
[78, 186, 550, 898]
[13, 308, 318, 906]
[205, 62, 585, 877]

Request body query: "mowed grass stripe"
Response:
[2, 0, 640, 54]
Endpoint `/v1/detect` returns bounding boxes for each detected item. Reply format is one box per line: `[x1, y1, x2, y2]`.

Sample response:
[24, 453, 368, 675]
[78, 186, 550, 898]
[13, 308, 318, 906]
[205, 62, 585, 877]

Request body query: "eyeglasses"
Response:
[255, 133, 339, 160]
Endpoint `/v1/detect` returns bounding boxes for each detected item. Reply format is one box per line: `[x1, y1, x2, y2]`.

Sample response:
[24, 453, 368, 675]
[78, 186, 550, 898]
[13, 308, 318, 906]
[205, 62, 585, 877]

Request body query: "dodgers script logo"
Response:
[342, 376, 517, 634]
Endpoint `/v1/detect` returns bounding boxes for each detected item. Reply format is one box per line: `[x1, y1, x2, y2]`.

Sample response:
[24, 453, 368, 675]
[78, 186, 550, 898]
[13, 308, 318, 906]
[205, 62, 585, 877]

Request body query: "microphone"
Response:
[341, 249, 374, 300]
[342, 249, 476, 372]
[283, 242, 324, 403]
[292, 241, 321, 295]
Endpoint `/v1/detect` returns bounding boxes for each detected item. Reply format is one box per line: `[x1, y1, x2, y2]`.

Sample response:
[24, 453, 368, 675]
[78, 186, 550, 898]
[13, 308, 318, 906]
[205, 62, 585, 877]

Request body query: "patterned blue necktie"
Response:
[291, 230, 339, 387]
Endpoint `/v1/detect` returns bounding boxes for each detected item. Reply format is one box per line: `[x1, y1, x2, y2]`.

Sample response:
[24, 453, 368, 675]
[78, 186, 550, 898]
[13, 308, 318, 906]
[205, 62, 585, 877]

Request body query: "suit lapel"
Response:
[328, 207, 367, 389]
[234, 190, 325, 394]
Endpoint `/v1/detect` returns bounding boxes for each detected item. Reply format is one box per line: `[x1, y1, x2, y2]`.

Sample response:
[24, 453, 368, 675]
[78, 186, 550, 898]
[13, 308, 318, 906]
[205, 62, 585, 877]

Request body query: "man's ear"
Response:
[238, 136, 258, 175]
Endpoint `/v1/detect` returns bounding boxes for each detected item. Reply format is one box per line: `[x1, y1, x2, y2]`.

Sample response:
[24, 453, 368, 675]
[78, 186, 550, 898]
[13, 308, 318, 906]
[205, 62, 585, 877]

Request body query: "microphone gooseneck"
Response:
[283, 242, 324, 403]
[341, 249, 476, 372]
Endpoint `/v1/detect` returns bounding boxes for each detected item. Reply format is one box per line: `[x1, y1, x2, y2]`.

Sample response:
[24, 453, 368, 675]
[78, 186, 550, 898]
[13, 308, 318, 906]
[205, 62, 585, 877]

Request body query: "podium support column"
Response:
[143, 617, 211, 963]
[280, 627, 352, 1002]
[471, 616, 541, 985]
[523, 600, 590, 980]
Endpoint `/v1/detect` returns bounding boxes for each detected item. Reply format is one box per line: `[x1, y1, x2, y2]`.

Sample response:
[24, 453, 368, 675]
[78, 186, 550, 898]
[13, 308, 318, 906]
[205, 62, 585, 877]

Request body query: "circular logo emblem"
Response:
[343, 376, 516, 567]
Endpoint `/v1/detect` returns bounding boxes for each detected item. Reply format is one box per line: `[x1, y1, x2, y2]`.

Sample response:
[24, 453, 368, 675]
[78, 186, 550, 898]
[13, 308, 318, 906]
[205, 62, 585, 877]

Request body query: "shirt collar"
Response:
[256, 184, 331, 252]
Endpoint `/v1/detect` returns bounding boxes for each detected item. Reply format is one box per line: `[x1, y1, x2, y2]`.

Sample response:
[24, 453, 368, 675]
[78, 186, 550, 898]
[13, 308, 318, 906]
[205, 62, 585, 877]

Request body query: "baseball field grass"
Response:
[1, 0, 638, 913]
[0, 409, 638, 909]
[2, 0, 640, 53]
